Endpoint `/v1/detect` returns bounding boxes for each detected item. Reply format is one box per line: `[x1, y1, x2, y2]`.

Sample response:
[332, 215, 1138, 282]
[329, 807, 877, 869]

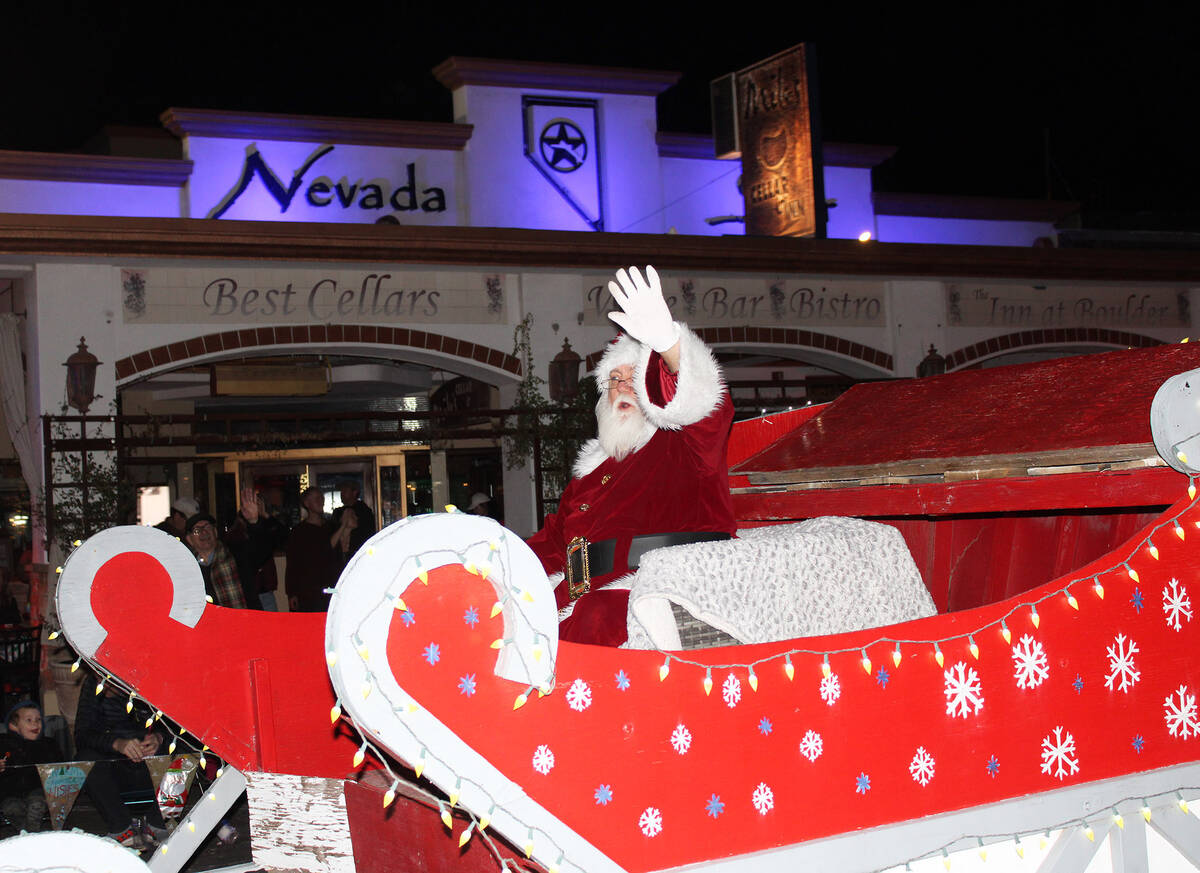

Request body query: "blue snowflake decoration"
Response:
[463, 606, 479, 627]
[614, 669, 630, 691]
[400, 609, 416, 627]
[422, 643, 440, 665]
[855, 773, 871, 794]
[875, 666, 890, 687]
[594, 784, 613, 806]
[1072, 674, 1084, 694]
[985, 755, 1000, 778]
[758, 717, 773, 736]
[458, 673, 477, 696]
[1132, 734, 1145, 754]
[705, 793, 725, 818]
[1131, 587, 1144, 614]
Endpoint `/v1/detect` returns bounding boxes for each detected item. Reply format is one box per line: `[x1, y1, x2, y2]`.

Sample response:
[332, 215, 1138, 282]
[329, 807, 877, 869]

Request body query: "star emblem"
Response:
[540, 119, 587, 173]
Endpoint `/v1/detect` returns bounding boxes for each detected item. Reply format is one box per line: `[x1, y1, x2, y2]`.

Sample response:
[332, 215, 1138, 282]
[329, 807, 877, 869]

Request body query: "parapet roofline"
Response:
[159, 109, 473, 150]
[432, 56, 681, 96]
[0, 149, 192, 187]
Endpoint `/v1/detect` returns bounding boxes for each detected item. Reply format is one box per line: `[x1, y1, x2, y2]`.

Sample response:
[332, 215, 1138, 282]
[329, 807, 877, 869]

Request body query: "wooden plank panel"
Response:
[732, 467, 1182, 522]
[732, 343, 1200, 477]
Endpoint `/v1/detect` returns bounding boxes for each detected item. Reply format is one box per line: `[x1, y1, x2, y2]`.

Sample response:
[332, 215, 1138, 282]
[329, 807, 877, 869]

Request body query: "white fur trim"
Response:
[557, 572, 635, 622]
[572, 438, 609, 478]
[634, 323, 724, 431]
[574, 324, 722, 476]
[594, 334, 643, 392]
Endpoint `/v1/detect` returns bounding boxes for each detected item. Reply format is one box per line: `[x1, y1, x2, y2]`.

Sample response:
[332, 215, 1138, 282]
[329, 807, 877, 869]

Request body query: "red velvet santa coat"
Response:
[526, 326, 735, 646]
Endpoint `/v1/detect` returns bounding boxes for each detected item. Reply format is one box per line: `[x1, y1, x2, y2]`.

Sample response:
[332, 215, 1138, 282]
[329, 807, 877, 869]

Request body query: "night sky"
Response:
[6, 3, 1196, 224]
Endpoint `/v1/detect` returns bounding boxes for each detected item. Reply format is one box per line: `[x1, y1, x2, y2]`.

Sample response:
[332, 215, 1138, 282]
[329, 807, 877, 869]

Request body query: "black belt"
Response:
[566, 531, 732, 601]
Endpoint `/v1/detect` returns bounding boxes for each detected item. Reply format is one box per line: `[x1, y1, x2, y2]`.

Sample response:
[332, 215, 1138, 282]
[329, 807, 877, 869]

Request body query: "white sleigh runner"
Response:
[35, 345, 1200, 873]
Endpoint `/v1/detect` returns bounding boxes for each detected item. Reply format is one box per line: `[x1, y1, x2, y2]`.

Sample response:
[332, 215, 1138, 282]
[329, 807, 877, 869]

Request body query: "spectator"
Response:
[0, 700, 59, 832]
[183, 514, 247, 609]
[154, 497, 199, 539]
[285, 487, 351, 612]
[74, 680, 170, 848]
[330, 481, 376, 564]
[223, 487, 287, 611]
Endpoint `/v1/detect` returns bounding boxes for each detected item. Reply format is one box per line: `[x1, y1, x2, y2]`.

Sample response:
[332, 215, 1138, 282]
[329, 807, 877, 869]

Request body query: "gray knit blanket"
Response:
[624, 517, 936, 650]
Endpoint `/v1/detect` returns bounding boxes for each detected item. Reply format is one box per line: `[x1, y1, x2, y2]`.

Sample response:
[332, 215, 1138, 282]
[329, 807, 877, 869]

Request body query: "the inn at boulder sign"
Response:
[207, 144, 447, 219]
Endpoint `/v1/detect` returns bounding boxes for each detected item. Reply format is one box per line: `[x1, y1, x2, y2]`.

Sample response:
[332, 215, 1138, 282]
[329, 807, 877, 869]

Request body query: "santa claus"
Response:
[526, 265, 736, 645]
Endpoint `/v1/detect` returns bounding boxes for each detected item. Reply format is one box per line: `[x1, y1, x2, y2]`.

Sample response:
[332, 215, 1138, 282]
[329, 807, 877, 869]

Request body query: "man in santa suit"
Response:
[526, 265, 736, 646]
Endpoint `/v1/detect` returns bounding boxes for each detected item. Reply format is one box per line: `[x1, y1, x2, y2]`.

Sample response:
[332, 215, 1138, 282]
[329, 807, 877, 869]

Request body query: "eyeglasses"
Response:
[602, 376, 635, 391]
[189, 523, 214, 535]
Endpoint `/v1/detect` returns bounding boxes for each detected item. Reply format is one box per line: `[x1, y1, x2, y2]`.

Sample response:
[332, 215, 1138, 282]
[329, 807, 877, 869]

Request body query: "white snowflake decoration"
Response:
[722, 672, 742, 708]
[565, 678, 592, 712]
[1163, 577, 1193, 631]
[1039, 726, 1080, 780]
[1164, 685, 1200, 739]
[799, 730, 824, 762]
[909, 746, 935, 786]
[944, 661, 984, 719]
[819, 672, 841, 706]
[638, 806, 663, 837]
[751, 782, 775, 815]
[1104, 633, 1141, 693]
[531, 744, 555, 775]
[670, 723, 692, 755]
[1011, 634, 1049, 689]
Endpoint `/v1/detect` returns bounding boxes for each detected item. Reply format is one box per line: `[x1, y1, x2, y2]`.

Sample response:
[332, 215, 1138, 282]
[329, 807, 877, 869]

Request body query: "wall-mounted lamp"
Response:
[916, 344, 946, 379]
[64, 337, 101, 413]
[548, 339, 582, 402]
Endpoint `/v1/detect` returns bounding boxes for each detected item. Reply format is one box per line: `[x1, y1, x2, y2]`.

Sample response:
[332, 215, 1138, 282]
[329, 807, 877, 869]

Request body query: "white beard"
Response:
[596, 395, 655, 461]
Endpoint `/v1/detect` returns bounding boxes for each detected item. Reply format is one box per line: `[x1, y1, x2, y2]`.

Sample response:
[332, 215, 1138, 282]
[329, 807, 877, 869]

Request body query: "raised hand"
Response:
[607, 265, 679, 353]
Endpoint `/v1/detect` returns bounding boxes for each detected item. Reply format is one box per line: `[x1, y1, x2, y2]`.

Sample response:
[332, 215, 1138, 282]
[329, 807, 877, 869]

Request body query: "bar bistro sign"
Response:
[120, 267, 508, 325]
[738, 44, 822, 238]
[582, 274, 885, 328]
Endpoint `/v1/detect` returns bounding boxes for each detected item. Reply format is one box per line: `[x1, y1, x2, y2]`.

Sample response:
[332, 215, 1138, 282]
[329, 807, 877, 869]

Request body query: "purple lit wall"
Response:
[0, 179, 180, 217]
[876, 215, 1053, 246]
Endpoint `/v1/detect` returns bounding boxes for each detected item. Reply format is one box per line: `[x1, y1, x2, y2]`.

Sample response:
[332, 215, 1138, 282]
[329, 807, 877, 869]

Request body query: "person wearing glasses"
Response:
[526, 265, 735, 646]
[183, 513, 248, 609]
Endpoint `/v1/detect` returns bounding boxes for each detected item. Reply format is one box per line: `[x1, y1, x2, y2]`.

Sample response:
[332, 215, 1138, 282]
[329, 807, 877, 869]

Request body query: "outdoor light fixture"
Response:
[548, 338, 581, 402]
[64, 336, 101, 413]
[916, 344, 946, 379]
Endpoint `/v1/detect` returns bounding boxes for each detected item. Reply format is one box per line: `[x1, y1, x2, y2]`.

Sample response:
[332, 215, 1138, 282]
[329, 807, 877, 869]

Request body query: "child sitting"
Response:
[0, 701, 60, 832]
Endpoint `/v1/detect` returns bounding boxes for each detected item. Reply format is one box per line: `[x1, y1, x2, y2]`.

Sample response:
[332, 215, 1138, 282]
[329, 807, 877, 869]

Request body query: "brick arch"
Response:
[584, 326, 893, 372]
[113, 324, 522, 383]
[945, 329, 1164, 371]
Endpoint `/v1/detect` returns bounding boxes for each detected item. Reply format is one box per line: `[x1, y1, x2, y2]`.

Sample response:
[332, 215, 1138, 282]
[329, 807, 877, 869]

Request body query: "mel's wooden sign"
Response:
[738, 44, 823, 238]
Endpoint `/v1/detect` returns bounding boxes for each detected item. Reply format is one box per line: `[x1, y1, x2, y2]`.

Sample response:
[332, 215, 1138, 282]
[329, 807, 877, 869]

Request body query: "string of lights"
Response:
[328, 515, 576, 871]
[869, 784, 1199, 872]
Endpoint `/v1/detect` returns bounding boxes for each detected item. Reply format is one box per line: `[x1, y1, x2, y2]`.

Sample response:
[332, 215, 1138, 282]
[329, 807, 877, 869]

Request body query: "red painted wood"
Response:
[732, 344, 1200, 476]
[344, 773, 543, 873]
[732, 466, 1182, 521]
[725, 406, 820, 489]
[88, 553, 359, 778]
[249, 659, 277, 773]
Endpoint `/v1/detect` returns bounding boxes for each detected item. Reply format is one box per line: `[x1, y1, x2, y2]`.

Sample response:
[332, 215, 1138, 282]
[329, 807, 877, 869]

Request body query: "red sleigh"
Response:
[50, 343, 1200, 872]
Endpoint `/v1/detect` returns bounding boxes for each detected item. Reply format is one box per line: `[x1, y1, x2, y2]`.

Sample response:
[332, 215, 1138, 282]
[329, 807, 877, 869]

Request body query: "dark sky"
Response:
[6, 3, 1196, 222]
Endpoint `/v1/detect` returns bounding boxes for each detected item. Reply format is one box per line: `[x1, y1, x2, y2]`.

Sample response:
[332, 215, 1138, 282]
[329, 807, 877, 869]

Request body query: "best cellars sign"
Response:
[206, 145, 448, 219]
[120, 267, 507, 325]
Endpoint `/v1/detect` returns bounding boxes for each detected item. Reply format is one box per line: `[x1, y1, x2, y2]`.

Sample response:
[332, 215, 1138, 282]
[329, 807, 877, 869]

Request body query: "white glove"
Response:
[606, 265, 680, 353]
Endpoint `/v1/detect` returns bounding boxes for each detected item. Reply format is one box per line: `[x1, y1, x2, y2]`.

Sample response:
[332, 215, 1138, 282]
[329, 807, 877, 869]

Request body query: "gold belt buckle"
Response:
[566, 536, 591, 601]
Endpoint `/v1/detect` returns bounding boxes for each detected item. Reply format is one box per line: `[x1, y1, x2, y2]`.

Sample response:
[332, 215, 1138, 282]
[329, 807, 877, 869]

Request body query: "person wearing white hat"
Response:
[154, 496, 200, 538]
[526, 265, 735, 646]
[467, 492, 492, 516]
